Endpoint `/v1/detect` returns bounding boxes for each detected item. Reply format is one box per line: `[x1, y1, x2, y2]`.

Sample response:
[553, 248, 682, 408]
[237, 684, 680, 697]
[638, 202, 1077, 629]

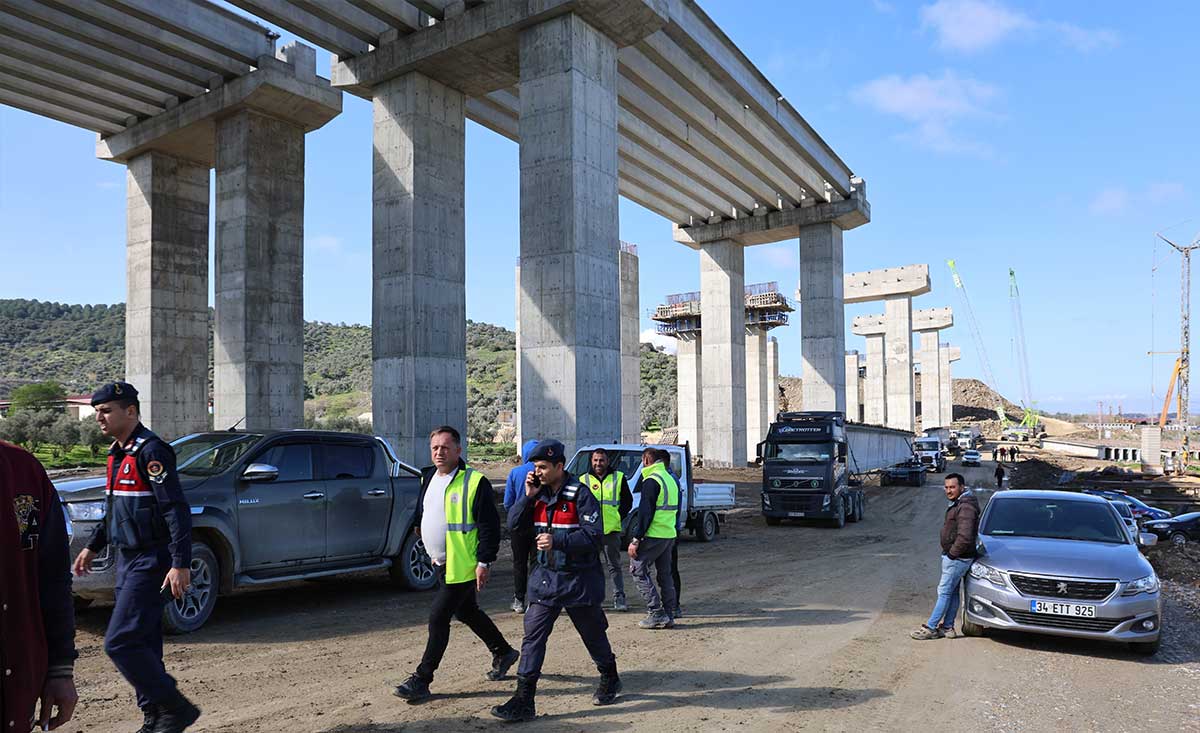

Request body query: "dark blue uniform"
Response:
[87, 421, 192, 712]
[507, 472, 615, 680]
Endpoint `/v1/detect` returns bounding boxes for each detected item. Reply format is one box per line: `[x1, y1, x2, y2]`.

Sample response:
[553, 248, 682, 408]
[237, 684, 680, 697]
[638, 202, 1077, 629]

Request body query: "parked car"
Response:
[1106, 499, 1139, 543]
[962, 490, 1162, 655]
[57, 430, 434, 633]
[1142, 512, 1200, 546]
[961, 449, 982, 467]
[880, 459, 927, 487]
[1082, 489, 1172, 521]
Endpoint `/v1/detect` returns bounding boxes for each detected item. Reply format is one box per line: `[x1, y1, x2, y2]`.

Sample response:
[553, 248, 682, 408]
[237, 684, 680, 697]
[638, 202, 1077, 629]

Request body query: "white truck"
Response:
[566, 443, 735, 542]
[912, 435, 947, 473]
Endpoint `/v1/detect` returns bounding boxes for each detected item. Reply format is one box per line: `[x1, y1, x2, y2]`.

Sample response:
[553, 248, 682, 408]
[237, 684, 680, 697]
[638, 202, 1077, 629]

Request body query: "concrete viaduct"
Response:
[3, 0, 872, 464]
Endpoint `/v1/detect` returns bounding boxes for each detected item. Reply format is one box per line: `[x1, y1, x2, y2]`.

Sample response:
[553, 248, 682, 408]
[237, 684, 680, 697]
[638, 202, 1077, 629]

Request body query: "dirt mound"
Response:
[1148, 543, 1200, 586]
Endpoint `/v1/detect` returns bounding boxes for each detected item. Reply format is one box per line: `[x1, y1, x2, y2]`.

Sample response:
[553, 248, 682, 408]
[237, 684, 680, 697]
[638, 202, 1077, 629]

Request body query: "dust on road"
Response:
[67, 458, 1200, 732]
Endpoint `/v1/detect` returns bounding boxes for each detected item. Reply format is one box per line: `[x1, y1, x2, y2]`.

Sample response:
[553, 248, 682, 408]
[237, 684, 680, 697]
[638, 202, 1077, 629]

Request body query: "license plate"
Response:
[1029, 600, 1096, 617]
[787, 511, 805, 517]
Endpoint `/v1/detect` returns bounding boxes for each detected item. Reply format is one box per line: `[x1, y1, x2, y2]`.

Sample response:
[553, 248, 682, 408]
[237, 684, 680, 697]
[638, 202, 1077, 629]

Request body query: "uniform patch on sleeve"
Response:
[582, 511, 599, 524]
[147, 460, 168, 484]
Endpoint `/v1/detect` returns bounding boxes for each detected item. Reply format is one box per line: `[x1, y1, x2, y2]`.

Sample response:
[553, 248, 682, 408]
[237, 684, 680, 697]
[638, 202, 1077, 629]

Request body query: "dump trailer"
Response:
[757, 411, 865, 528]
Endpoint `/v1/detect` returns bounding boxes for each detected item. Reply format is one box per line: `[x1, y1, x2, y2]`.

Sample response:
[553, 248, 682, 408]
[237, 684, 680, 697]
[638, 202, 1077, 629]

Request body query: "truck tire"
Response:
[697, 511, 718, 541]
[764, 516, 782, 526]
[389, 531, 437, 591]
[857, 494, 865, 522]
[163, 540, 219, 635]
[846, 495, 860, 523]
[831, 498, 845, 529]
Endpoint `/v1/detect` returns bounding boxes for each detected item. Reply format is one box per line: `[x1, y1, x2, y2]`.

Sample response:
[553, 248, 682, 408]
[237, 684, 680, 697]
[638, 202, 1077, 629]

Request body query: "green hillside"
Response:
[0, 299, 676, 439]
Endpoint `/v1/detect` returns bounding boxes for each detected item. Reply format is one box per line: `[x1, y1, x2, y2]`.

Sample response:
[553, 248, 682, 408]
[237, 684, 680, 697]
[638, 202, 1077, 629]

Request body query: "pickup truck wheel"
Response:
[390, 531, 437, 591]
[764, 516, 782, 526]
[698, 512, 718, 541]
[163, 541, 218, 635]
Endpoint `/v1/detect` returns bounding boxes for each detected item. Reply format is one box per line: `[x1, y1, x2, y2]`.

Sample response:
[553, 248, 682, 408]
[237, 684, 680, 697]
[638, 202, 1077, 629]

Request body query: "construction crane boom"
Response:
[1008, 269, 1040, 430]
[947, 259, 1008, 428]
[1156, 231, 1199, 468]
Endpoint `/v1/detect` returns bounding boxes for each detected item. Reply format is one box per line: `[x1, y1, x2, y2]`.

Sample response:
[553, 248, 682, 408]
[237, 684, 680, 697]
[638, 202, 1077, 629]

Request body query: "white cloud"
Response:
[872, 0, 896, 13]
[640, 328, 677, 355]
[920, 0, 1117, 54]
[307, 234, 343, 253]
[1089, 182, 1186, 216]
[851, 71, 1000, 156]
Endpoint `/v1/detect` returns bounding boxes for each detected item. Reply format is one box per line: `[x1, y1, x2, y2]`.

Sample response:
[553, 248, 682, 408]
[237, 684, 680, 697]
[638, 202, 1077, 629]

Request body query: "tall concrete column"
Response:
[883, 296, 914, 432]
[844, 352, 861, 423]
[700, 239, 746, 466]
[514, 264, 522, 449]
[864, 335, 886, 425]
[941, 345, 960, 428]
[745, 327, 769, 462]
[124, 151, 210, 440]
[677, 333, 703, 455]
[619, 245, 640, 443]
[919, 332, 942, 429]
[371, 72, 467, 463]
[798, 223, 846, 413]
[213, 109, 305, 432]
[767, 337, 779, 422]
[517, 14, 620, 456]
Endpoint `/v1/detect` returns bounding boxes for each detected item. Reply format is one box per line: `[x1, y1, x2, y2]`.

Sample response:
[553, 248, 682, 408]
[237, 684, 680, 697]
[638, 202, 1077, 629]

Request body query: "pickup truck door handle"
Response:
[302, 491, 325, 500]
[366, 489, 387, 497]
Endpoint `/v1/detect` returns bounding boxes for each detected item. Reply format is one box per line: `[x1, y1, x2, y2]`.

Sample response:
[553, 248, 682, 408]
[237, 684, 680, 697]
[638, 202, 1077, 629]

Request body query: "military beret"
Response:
[91, 381, 138, 406]
[529, 439, 567, 463]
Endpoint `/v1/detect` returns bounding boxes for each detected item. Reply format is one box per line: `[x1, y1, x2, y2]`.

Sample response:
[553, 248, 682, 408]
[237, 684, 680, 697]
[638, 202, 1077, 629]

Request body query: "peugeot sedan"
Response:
[962, 490, 1162, 655]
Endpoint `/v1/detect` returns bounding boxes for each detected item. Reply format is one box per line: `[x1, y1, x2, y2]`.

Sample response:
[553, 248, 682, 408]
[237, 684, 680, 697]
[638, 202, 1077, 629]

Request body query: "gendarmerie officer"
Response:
[73, 383, 199, 733]
[492, 440, 621, 722]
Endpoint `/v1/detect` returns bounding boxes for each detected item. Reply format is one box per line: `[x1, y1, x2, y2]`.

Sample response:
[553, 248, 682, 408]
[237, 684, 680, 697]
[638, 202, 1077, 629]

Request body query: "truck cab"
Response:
[757, 411, 864, 528]
[912, 435, 947, 473]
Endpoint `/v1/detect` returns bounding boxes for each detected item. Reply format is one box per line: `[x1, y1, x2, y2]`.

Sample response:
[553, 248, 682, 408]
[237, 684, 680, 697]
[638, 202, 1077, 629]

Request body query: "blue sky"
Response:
[1, 0, 1197, 414]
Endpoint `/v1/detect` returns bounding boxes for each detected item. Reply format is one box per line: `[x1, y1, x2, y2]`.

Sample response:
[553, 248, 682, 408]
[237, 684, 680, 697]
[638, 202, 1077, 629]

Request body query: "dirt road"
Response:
[69, 459, 1200, 732]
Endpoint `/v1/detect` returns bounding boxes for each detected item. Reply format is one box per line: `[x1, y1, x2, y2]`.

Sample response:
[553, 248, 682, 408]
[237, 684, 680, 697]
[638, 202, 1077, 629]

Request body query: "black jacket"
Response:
[508, 473, 605, 607]
[414, 460, 501, 564]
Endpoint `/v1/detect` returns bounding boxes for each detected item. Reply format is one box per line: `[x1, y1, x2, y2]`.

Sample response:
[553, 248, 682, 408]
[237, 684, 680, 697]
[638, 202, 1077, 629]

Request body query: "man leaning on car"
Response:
[912, 473, 979, 640]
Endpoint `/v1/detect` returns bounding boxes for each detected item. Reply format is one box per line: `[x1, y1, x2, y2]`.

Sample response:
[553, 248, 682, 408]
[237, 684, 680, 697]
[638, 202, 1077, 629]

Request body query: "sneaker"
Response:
[671, 605, 683, 619]
[909, 625, 944, 641]
[638, 613, 671, 630]
[393, 674, 432, 704]
[151, 693, 200, 733]
[938, 626, 959, 639]
[511, 597, 526, 614]
[487, 648, 520, 681]
[613, 595, 628, 612]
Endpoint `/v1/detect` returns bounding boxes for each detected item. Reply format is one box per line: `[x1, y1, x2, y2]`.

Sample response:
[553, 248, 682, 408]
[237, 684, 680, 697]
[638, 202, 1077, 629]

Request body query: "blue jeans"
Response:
[926, 555, 973, 629]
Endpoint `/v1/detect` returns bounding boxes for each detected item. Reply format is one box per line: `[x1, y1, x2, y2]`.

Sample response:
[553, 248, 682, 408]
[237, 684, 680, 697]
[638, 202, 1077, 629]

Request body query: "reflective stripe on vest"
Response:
[443, 467, 483, 584]
[644, 463, 680, 539]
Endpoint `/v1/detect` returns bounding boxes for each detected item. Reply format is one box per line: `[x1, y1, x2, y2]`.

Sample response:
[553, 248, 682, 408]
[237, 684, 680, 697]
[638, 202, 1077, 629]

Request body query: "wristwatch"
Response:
[477, 561, 492, 569]
[629, 538, 640, 546]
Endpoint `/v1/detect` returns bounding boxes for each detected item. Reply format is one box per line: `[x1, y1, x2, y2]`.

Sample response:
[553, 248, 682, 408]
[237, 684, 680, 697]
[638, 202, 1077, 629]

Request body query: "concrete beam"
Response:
[619, 178, 692, 226]
[225, 0, 375, 58]
[843, 264, 930, 304]
[0, 52, 164, 118]
[0, 87, 123, 134]
[97, 0, 275, 67]
[674, 185, 869, 247]
[97, 47, 341, 167]
[0, 70, 131, 127]
[334, 0, 669, 97]
[0, 34, 177, 108]
[617, 152, 712, 221]
[349, 0, 426, 33]
[913, 306, 954, 332]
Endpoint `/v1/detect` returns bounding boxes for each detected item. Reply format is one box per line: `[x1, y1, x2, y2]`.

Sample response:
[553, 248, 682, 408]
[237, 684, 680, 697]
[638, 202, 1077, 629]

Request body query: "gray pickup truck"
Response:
[56, 430, 435, 633]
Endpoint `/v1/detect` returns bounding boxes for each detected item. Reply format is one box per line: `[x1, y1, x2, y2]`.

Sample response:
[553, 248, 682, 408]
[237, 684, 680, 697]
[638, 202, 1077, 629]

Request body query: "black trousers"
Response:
[415, 567, 512, 682]
[105, 548, 176, 708]
[511, 530, 536, 602]
[516, 602, 615, 682]
[671, 539, 682, 605]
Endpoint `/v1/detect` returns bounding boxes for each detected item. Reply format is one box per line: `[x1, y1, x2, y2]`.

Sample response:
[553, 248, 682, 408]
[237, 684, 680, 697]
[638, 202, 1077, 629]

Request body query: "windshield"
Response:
[566, 449, 682, 485]
[914, 440, 939, 451]
[172, 433, 262, 477]
[982, 497, 1129, 544]
[1108, 501, 1133, 518]
[763, 441, 832, 462]
[1121, 494, 1156, 510]
[1168, 512, 1200, 522]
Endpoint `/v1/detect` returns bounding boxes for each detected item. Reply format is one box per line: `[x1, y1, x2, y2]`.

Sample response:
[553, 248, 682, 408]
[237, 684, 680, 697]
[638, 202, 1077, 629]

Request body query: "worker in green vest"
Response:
[580, 448, 633, 611]
[628, 448, 680, 629]
[393, 426, 519, 704]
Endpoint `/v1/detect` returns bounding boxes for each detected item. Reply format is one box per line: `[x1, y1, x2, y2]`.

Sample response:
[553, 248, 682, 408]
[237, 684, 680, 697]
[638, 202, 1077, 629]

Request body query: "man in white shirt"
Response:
[393, 426, 518, 704]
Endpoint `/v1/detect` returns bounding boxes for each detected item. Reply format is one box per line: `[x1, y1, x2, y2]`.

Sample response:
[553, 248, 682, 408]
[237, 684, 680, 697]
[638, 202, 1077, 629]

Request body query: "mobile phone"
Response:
[529, 473, 540, 487]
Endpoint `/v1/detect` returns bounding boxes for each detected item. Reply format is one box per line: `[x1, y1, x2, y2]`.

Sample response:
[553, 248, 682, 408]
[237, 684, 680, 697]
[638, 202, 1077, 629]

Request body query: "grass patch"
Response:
[32, 444, 106, 469]
[470, 442, 517, 463]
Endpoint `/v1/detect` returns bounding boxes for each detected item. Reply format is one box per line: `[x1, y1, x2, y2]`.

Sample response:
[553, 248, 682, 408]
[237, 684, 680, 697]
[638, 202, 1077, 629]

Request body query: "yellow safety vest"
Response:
[582, 470, 625, 534]
[443, 466, 484, 584]
[643, 463, 679, 539]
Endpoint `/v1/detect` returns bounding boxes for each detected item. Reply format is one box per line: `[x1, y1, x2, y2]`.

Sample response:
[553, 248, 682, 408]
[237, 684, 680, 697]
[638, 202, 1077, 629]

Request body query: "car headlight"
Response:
[1123, 574, 1160, 596]
[969, 562, 1006, 587]
[65, 500, 106, 521]
[1145, 523, 1168, 530]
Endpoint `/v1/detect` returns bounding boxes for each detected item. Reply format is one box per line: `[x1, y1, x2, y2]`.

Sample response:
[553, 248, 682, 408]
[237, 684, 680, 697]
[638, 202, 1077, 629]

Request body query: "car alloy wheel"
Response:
[1171, 532, 1188, 546]
[175, 555, 213, 621]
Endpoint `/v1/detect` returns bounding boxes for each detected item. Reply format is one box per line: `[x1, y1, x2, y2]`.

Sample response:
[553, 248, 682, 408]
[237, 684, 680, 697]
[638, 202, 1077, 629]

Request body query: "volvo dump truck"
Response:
[757, 411, 865, 528]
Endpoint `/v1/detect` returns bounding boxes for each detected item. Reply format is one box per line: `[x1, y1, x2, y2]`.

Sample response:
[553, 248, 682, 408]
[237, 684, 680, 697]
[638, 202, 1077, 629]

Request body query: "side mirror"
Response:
[242, 463, 279, 482]
[756, 442, 764, 459]
[837, 444, 847, 461]
[1138, 532, 1158, 547]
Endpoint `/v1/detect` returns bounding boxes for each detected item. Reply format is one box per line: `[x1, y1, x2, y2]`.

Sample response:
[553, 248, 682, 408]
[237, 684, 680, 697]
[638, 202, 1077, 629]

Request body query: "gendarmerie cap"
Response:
[529, 439, 566, 463]
[90, 381, 138, 406]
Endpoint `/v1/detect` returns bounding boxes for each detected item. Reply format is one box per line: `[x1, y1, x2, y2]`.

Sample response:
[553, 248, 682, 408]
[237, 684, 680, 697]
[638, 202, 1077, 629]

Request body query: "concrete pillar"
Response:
[517, 14, 620, 456]
[844, 352, 861, 423]
[514, 263, 523, 449]
[864, 334, 886, 425]
[941, 344, 958, 427]
[213, 109, 305, 432]
[745, 327, 768, 462]
[798, 222, 846, 413]
[677, 333, 703, 455]
[124, 151, 210, 440]
[884, 296, 914, 432]
[767, 336, 779, 422]
[1141, 426, 1162, 474]
[619, 246, 640, 443]
[919, 332, 942, 429]
[700, 239, 746, 467]
[371, 72, 467, 463]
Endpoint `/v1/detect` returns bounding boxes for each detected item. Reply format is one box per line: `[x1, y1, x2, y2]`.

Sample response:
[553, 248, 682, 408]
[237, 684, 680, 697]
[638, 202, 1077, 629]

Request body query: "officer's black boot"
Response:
[151, 690, 200, 733]
[592, 663, 622, 706]
[490, 674, 537, 722]
[134, 704, 158, 733]
[393, 673, 432, 704]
